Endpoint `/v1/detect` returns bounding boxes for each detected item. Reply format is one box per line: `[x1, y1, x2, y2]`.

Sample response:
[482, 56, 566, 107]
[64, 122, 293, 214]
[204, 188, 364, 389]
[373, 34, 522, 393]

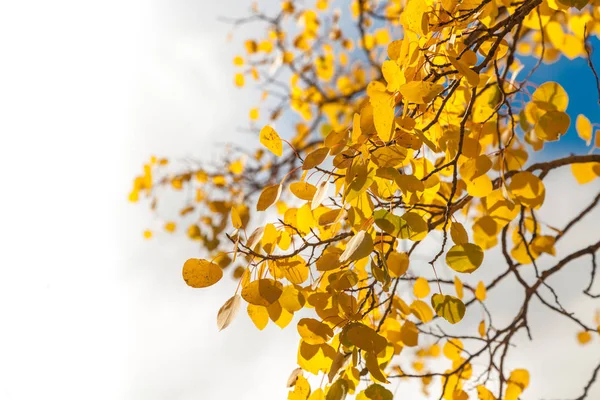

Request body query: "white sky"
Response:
[0, 1, 598, 399]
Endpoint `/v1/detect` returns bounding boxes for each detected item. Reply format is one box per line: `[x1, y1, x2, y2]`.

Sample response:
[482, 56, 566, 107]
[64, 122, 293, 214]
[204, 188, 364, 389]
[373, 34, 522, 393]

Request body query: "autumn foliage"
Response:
[130, 0, 600, 398]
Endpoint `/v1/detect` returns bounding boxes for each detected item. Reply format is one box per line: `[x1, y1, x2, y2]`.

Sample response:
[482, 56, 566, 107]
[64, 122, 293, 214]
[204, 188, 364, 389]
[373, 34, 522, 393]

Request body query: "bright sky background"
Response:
[0, 1, 598, 399]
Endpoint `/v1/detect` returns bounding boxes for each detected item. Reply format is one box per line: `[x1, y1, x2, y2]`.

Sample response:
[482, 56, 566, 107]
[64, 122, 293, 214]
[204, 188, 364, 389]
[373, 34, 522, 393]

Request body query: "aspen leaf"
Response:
[446, 243, 484, 273]
[230, 207, 242, 229]
[400, 320, 419, 347]
[413, 277, 430, 298]
[478, 320, 486, 338]
[399, 81, 444, 104]
[454, 276, 464, 299]
[342, 323, 387, 353]
[532, 82, 568, 112]
[257, 184, 282, 211]
[508, 171, 545, 209]
[505, 369, 529, 400]
[216, 294, 241, 331]
[290, 181, 318, 200]
[475, 281, 487, 301]
[364, 351, 389, 383]
[450, 222, 469, 245]
[431, 294, 466, 324]
[577, 331, 592, 344]
[287, 367, 303, 388]
[477, 386, 496, 400]
[241, 279, 283, 306]
[297, 318, 334, 345]
[382, 60, 404, 92]
[280, 285, 306, 313]
[328, 352, 348, 383]
[571, 162, 600, 184]
[267, 300, 294, 328]
[311, 180, 330, 210]
[247, 304, 269, 330]
[442, 338, 463, 360]
[362, 384, 393, 400]
[576, 114, 593, 145]
[326, 379, 348, 400]
[303, 147, 329, 170]
[535, 110, 570, 141]
[410, 300, 434, 322]
[182, 258, 223, 288]
[339, 231, 373, 264]
[386, 251, 409, 277]
[260, 125, 283, 156]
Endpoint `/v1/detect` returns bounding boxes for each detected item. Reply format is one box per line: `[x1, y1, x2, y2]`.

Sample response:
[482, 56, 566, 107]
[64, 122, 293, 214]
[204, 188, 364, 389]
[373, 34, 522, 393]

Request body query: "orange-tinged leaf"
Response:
[400, 320, 419, 347]
[216, 294, 241, 331]
[260, 125, 283, 156]
[241, 279, 283, 306]
[577, 330, 592, 344]
[446, 243, 484, 273]
[387, 251, 409, 277]
[410, 299, 434, 322]
[182, 258, 223, 288]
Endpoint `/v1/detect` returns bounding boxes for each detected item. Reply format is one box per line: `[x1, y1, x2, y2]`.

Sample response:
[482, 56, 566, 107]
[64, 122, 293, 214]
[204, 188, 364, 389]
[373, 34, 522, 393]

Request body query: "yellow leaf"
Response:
[446, 243, 484, 273]
[475, 281, 487, 301]
[505, 369, 530, 400]
[535, 110, 570, 141]
[413, 277, 430, 298]
[339, 231, 374, 264]
[143, 229, 152, 239]
[364, 351, 389, 383]
[432, 294, 466, 324]
[326, 379, 348, 400]
[368, 82, 396, 141]
[267, 300, 294, 328]
[257, 184, 282, 211]
[401, 0, 429, 36]
[290, 181, 318, 201]
[454, 276, 464, 299]
[577, 330, 592, 344]
[303, 147, 329, 169]
[297, 318, 334, 345]
[382, 60, 404, 92]
[386, 251, 409, 277]
[241, 279, 283, 306]
[477, 386, 496, 400]
[216, 294, 241, 331]
[280, 285, 306, 313]
[182, 258, 223, 288]
[288, 374, 311, 400]
[532, 82, 568, 112]
[260, 125, 283, 156]
[571, 162, 600, 184]
[478, 320, 486, 338]
[231, 207, 242, 229]
[247, 303, 269, 330]
[400, 320, 419, 347]
[442, 338, 463, 360]
[342, 323, 388, 353]
[286, 367, 303, 388]
[450, 222, 469, 245]
[576, 114, 593, 145]
[508, 171, 545, 209]
[234, 73, 245, 87]
[399, 81, 444, 104]
[249, 107, 259, 120]
[410, 299, 434, 322]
